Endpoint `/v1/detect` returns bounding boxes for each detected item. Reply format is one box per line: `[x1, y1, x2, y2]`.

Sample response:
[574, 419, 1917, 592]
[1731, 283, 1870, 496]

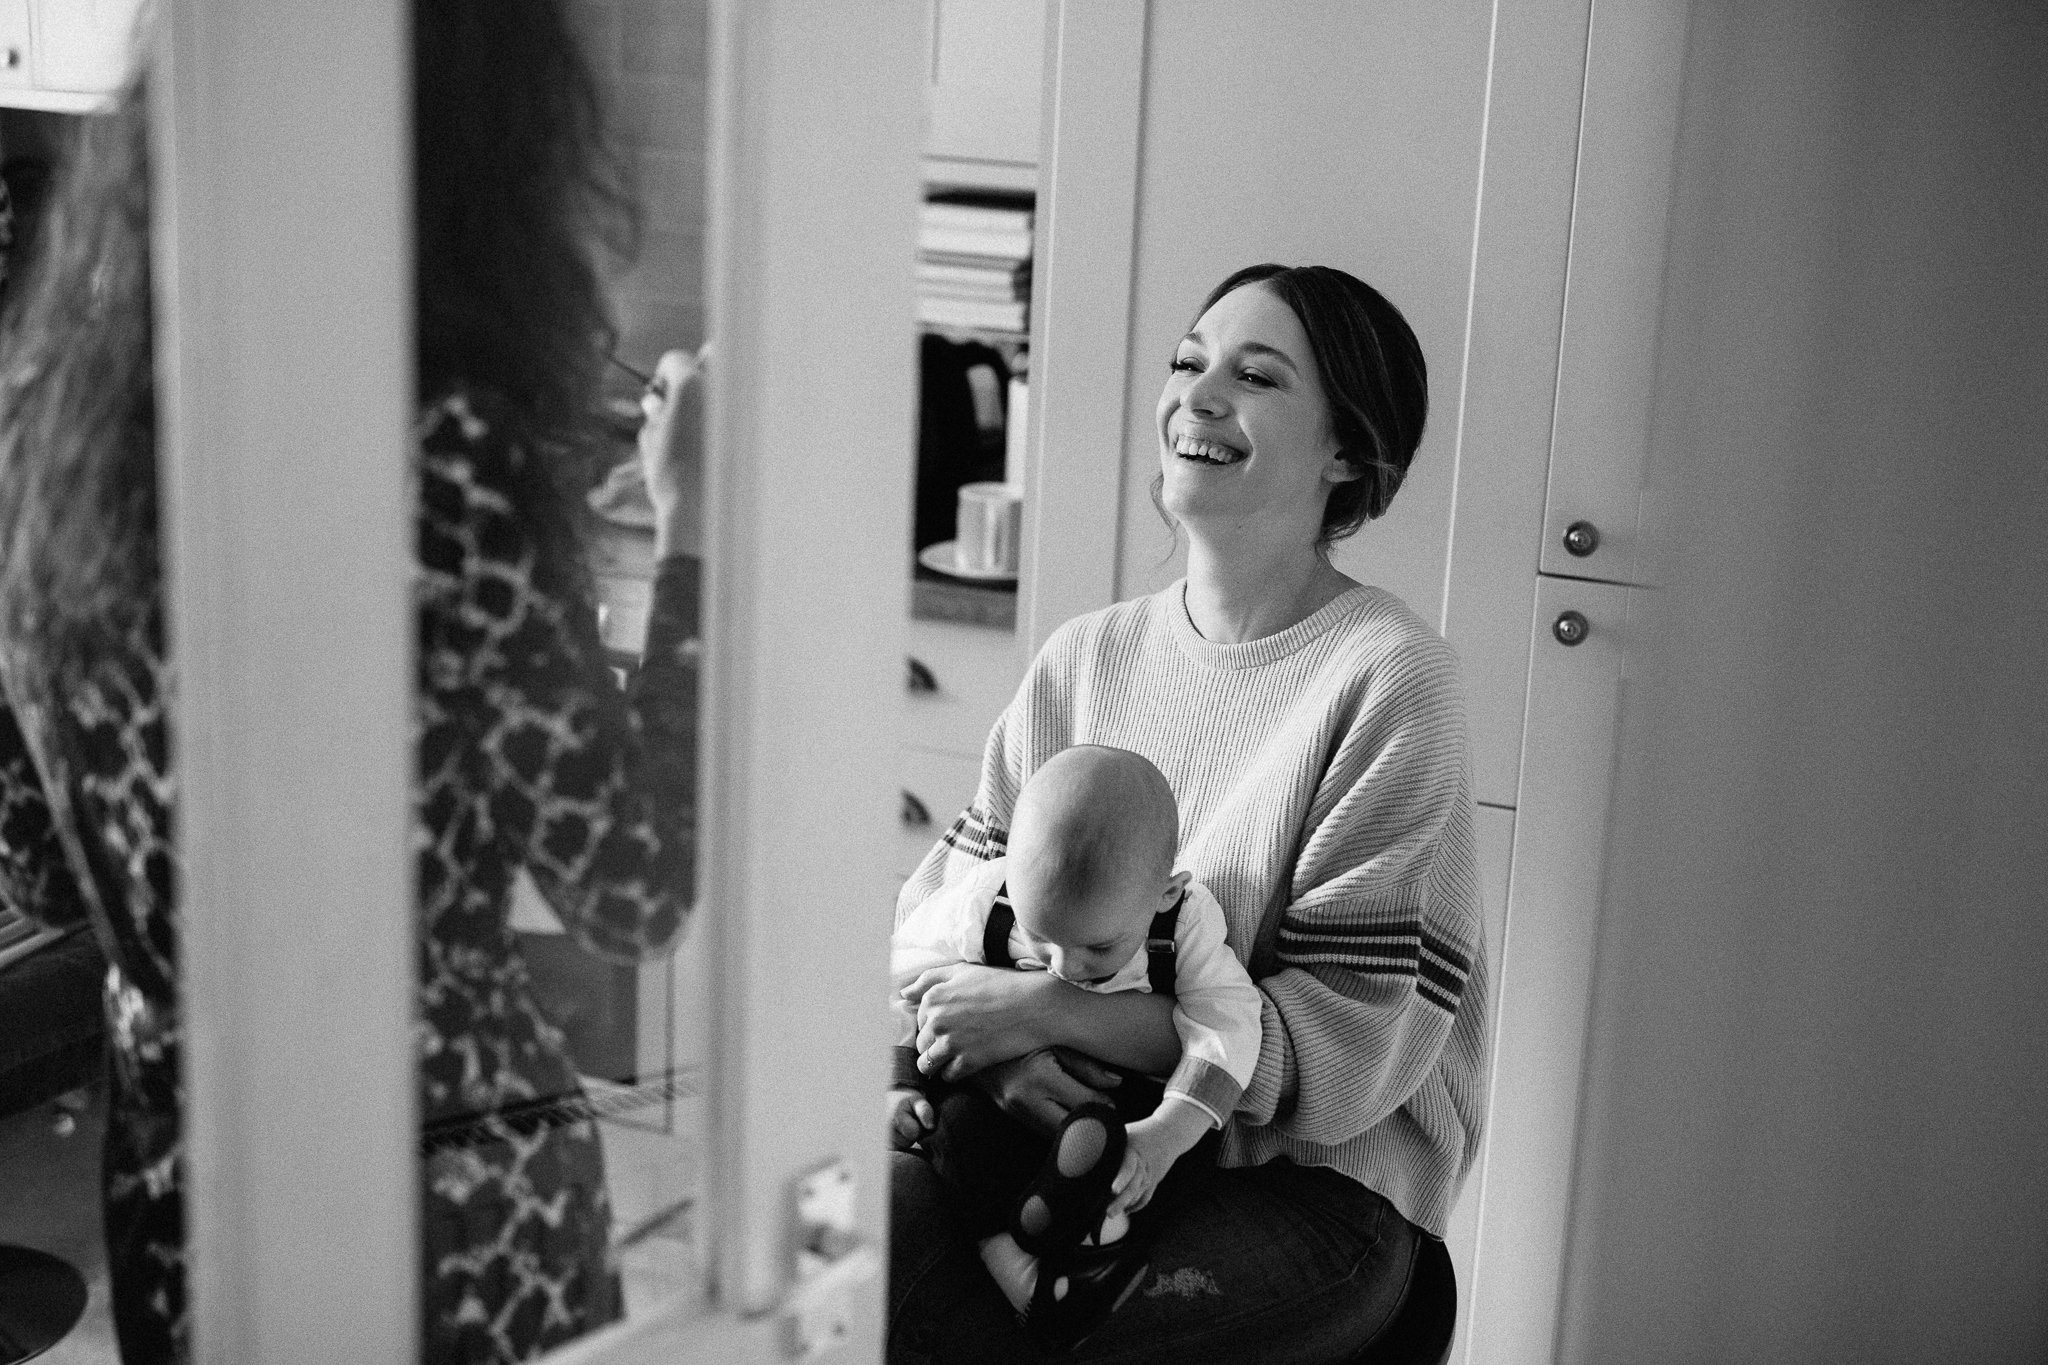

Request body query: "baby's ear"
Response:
[1164, 869, 1192, 903]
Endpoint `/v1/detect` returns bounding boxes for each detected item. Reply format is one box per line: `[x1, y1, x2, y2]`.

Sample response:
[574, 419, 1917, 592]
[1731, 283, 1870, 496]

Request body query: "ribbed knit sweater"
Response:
[898, 581, 1489, 1237]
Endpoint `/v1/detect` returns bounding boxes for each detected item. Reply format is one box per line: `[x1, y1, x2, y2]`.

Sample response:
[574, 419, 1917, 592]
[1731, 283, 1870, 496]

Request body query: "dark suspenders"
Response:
[985, 884, 1185, 994]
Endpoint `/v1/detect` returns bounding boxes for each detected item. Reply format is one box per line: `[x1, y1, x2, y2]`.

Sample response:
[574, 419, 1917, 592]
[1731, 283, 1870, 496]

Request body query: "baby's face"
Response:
[1009, 876, 1159, 986]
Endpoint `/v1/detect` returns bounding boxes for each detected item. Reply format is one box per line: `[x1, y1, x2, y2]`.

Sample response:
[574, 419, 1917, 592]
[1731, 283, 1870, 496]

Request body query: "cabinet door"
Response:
[1538, 0, 1690, 587]
[925, 0, 1044, 168]
[1463, 577, 1635, 1365]
[28, 0, 143, 92]
[1442, 800, 1515, 1365]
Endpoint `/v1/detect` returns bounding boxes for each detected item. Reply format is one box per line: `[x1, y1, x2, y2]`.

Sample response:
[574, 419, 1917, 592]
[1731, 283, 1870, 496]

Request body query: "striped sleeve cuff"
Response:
[938, 804, 1008, 863]
[1277, 917, 1473, 1015]
[1164, 1056, 1243, 1129]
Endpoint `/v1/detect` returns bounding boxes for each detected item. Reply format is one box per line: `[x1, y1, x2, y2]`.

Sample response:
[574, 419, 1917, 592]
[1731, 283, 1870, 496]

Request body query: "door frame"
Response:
[157, 0, 925, 1360]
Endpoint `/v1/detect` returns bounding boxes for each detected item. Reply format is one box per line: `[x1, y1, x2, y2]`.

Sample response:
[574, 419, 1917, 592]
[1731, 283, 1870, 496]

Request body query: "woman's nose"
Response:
[1183, 367, 1229, 417]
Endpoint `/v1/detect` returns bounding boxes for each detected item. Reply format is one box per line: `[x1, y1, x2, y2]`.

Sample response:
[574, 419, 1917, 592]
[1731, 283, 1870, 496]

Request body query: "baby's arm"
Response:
[1113, 886, 1265, 1212]
[1113, 1095, 1214, 1213]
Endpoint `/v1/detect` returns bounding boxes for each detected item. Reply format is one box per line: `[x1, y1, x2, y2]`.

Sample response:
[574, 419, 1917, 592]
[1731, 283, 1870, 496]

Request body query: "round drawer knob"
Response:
[1562, 520, 1600, 558]
[905, 656, 938, 694]
[1552, 610, 1590, 647]
[901, 790, 932, 828]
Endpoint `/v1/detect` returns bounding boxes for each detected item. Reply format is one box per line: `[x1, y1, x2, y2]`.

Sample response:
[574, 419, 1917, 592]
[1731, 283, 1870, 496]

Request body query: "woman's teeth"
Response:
[1174, 434, 1245, 465]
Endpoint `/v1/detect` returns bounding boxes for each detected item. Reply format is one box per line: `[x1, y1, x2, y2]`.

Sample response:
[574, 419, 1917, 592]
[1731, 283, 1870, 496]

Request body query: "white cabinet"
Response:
[0, 0, 143, 109]
[1462, 577, 1636, 1365]
[925, 0, 1043, 174]
[1537, 0, 1691, 589]
[898, 617, 1020, 882]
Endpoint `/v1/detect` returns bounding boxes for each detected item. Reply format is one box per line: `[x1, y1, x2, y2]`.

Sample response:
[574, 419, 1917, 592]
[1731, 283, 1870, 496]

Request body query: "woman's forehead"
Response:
[1186, 284, 1311, 363]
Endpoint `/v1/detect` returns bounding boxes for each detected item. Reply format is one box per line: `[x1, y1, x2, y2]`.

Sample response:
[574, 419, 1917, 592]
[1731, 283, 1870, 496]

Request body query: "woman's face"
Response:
[1155, 283, 1356, 544]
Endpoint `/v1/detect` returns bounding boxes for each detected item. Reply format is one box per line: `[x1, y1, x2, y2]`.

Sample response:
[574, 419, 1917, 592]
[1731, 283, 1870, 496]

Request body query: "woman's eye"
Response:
[1169, 355, 1201, 373]
[1240, 369, 1274, 387]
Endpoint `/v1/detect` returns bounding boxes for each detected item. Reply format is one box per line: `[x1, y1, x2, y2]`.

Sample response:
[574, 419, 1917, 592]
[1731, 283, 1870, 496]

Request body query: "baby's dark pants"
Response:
[917, 1070, 1217, 1242]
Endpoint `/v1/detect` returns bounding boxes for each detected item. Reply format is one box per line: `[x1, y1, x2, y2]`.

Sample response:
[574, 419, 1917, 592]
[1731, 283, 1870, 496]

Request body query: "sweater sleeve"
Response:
[0, 693, 89, 931]
[416, 399, 696, 963]
[1235, 636, 1481, 1147]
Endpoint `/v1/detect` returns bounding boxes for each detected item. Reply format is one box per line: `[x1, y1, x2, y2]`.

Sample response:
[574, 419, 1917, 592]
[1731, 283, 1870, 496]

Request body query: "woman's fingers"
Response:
[900, 963, 965, 1005]
[1051, 1046, 1124, 1091]
[635, 347, 705, 559]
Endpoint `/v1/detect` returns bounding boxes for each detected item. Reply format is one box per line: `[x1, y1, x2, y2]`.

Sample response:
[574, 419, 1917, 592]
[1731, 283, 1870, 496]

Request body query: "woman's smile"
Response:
[1171, 430, 1248, 466]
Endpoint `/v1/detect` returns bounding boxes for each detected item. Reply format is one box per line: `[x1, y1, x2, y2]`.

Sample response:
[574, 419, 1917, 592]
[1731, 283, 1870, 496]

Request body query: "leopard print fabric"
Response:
[0, 390, 698, 1365]
[0, 614, 188, 1365]
[414, 391, 697, 1363]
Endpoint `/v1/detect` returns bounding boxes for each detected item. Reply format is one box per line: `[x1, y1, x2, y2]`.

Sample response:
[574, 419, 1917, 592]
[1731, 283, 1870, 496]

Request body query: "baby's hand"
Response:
[1108, 1098, 1213, 1217]
[887, 1088, 935, 1151]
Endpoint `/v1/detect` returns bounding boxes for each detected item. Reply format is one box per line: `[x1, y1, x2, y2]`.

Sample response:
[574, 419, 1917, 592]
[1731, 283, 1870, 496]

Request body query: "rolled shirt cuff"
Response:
[1164, 1055, 1244, 1130]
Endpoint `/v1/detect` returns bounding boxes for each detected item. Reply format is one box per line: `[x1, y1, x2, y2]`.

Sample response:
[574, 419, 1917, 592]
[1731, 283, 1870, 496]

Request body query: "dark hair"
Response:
[414, 0, 635, 451]
[0, 91, 159, 691]
[1175, 263, 1429, 547]
[413, 0, 639, 597]
[0, 0, 635, 684]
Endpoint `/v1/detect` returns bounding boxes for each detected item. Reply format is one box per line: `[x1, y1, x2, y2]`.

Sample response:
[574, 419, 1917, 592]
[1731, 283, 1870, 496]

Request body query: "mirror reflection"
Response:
[409, 0, 710, 1357]
[0, 1, 708, 1361]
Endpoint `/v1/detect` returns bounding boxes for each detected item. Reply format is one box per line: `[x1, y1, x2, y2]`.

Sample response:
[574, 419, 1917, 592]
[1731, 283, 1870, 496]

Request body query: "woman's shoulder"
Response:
[1032, 585, 1177, 670]
[1322, 585, 1465, 701]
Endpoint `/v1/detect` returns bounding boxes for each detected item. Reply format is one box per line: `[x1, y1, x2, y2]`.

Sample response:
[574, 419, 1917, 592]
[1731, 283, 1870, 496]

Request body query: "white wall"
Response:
[1559, 2, 2048, 1359]
[1111, 1, 1493, 628]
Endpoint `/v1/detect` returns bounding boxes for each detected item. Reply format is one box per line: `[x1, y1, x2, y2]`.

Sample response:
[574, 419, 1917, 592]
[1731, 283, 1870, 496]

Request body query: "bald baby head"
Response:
[1006, 746, 1186, 984]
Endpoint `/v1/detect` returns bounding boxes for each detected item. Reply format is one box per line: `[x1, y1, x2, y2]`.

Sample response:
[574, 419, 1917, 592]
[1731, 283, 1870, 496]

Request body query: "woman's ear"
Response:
[1323, 449, 1367, 485]
[1164, 869, 1193, 905]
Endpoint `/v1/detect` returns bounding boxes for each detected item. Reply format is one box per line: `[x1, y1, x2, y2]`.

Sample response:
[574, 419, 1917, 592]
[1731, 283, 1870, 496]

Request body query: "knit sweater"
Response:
[897, 581, 1489, 1237]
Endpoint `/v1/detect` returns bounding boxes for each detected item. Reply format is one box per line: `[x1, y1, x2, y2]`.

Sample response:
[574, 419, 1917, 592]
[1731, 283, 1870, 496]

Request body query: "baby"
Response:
[889, 745, 1261, 1349]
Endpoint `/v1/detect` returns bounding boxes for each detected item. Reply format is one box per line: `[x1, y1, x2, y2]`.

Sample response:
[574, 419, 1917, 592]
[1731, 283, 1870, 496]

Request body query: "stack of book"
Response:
[917, 194, 1032, 335]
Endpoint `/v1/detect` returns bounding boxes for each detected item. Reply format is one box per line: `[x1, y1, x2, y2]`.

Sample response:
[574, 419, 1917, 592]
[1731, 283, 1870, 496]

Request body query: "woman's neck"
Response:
[1182, 534, 1357, 644]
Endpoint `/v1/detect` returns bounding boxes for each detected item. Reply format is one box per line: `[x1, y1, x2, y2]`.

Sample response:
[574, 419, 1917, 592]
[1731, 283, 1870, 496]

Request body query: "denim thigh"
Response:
[889, 1149, 1419, 1365]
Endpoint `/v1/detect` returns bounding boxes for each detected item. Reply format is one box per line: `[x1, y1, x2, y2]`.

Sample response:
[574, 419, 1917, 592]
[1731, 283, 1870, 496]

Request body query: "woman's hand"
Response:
[636, 345, 707, 560]
[904, 962, 1062, 1081]
[972, 1047, 1124, 1138]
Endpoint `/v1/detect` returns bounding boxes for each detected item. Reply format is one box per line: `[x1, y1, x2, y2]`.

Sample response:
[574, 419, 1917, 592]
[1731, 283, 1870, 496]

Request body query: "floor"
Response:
[0, 1084, 119, 1364]
[0, 1082, 701, 1363]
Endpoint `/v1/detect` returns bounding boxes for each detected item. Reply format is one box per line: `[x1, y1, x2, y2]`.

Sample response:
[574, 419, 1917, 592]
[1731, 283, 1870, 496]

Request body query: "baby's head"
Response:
[1007, 746, 1190, 985]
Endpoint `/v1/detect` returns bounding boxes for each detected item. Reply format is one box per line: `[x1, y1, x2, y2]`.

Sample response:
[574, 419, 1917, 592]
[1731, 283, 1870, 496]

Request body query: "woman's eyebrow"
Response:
[1234, 341, 1301, 374]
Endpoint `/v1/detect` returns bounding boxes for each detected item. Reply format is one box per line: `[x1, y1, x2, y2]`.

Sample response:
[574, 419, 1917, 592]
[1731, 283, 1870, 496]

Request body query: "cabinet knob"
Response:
[1562, 520, 1600, 558]
[1552, 610, 1590, 647]
[3, 48, 19, 70]
[905, 656, 937, 694]
[901, 790, 932, 828]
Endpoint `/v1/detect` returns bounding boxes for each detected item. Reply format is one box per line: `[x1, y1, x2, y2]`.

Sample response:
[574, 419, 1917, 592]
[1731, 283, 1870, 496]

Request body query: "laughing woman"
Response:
[891, 264, 1488, 1363]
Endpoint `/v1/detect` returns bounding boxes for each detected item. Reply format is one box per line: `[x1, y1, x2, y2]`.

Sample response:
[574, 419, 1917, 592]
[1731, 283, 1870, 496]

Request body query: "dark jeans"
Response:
[890, 1146, 1420, 1365]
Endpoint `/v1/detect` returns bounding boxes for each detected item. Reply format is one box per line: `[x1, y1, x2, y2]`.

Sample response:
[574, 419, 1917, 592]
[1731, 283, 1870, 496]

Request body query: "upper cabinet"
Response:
[0, 0, 144, 111]
[1538, 0, 1691, 588]
[924, 0, 1042, 183]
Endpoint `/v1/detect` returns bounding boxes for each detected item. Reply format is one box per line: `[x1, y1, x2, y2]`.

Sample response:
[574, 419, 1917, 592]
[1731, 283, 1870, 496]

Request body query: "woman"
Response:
[892, 264, 1488, 1362]
[0, 3, 701, 1361]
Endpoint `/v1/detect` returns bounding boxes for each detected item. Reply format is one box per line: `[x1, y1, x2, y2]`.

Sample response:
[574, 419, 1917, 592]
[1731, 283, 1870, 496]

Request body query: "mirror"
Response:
[408, 1, 712, 1357]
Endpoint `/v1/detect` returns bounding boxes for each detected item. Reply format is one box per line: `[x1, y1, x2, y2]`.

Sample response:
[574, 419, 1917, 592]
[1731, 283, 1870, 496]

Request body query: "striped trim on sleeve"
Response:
[939, 804, 1008, 863]
[1277, 919, 1472, 1015]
